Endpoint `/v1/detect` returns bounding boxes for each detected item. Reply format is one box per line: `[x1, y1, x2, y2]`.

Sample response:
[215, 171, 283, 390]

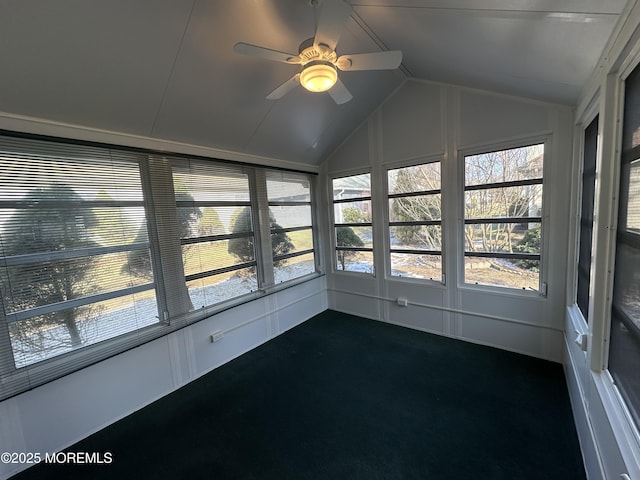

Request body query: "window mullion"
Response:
[251, 169, 274, 289]
[0, 300, 16, 377]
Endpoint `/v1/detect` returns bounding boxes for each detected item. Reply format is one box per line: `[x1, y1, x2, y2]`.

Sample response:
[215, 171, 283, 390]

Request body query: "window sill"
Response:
[458, 281, 546, 300]
[173, 272, 325, 327]
[593, 369, 640, 479]
[386, 275, 445, 287]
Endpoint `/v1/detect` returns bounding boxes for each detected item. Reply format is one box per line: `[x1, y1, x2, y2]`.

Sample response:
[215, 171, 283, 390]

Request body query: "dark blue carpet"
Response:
[12, 310, 585, 479]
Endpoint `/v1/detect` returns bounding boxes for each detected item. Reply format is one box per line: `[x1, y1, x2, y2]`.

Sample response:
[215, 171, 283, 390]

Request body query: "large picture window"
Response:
[463, 143, 544, 291]
[387, 161, 442, 281]
[332, 173, 374, 274]
[0, 142, 158, 370]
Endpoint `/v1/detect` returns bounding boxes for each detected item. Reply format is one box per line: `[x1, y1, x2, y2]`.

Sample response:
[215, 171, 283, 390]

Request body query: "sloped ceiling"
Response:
[0, 0, 628, 166]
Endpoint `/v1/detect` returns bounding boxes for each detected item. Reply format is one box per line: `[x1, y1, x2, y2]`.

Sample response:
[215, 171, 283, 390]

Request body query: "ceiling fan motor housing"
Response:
[298, 38, 337, 64]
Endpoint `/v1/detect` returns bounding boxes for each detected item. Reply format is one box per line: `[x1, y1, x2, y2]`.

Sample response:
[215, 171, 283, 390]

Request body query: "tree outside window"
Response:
[463, 144, 544, 290]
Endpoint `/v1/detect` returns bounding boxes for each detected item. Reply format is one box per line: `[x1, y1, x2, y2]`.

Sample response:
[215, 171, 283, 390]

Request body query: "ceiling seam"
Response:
[149, 0, 199, 138]
[349, 4, 622, 17]
[350, 10, 413, 78]
[243, 100, 280, 154]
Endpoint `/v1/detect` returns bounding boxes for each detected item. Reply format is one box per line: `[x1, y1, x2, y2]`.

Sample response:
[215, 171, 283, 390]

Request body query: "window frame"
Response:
[266, 170, 318, 284]
[331, 171, 375, 275]
[384, 157, 444, 284]
[0, 132, 321, 401]
[0, 140, 167, 399]
[171, 159, 259, 311]
[607, 58, 640, 432]
[459, 138, 548, 295]
[576, 115, 599, 322]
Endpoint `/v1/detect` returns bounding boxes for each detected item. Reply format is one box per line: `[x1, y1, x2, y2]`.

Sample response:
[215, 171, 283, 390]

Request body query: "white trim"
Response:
[577, 0, 640, 116]
[563, 330, 606, 480]
[457, 135, 550, 296]
[588, 74, 624, 373]
[593, 370, 640, 479]
[329, 169, 376, 277]
[443, 86, 459, 336]
[384, 157, 445, 285]
[326, 287, 561, 333]
[382, 152, 443, 170]
[578, 90, 602, 128]
[567, 96, 600, 328]
[619, 37, 640, 80]
[457, 133, 550, 160]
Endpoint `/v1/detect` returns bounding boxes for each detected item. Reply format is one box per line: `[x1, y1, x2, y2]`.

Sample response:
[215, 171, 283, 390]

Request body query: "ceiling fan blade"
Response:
[234, 42, 300, 64]
[266, 74, 300, 100]
[328, 78, 352, 104]
[336, 51, 403, 71]
[314, 0, 352, 51]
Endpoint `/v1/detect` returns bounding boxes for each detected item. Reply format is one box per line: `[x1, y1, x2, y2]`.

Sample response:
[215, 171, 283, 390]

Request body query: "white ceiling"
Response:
[0, 0, 628, 165]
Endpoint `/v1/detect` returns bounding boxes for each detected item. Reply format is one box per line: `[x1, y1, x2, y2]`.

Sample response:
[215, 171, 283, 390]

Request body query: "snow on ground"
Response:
[13, 261, 316, 368]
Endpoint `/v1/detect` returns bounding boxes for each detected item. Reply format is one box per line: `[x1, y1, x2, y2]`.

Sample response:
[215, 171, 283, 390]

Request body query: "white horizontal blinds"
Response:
[463, 144, 544, 291]
[145, 156, 191, 320]
[0, 135, 321, 401]
[387, 162, 442, 281]
[266, 171, 316, 283]
[332, 173, 374, 274]
[171, 159, 257, 309]
[0, 136, 158, 399]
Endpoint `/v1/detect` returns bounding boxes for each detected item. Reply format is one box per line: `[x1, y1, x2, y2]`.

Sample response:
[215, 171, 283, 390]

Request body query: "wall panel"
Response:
[459, 90, 552, 148]
[0, 280, 326, 479]
[324, 78, 572, 362]
[327, 122, 370, 173]
[381, 81, 445, 162]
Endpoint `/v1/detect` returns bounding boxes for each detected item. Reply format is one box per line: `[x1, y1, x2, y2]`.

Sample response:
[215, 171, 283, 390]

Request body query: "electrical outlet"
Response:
[397, 297, 408, 307]
[210, 330, 224, 343]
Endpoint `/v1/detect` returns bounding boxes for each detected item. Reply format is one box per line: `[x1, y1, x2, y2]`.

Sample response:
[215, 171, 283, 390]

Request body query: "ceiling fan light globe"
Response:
[300, 61, 338, 93]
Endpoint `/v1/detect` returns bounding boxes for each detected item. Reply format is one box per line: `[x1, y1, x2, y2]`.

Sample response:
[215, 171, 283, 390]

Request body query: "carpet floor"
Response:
[12, 310, 585, 479]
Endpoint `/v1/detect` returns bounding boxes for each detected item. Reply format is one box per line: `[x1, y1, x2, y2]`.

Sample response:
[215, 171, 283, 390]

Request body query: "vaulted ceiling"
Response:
[0, 1, 628, 166]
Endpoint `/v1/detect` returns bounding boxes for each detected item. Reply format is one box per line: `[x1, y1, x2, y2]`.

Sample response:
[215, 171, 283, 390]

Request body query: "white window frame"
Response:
[384, 156, 444, 284]
[0, 134, 321, 401]
[566, 93, 601, 350]
[330, 171, 375, 275]
[458, 137, 549, 296]
[266, 170, 318, 285]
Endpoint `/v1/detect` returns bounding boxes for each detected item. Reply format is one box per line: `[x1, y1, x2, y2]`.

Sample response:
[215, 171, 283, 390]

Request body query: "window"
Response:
[463, 143, 544, 291]
[609, 62, 640, 429]
[577, 116, 598, 320]
[171, 160, 257, 309]
[332, 173, 374, 273]
[387, 162, 442, 281]
[0, 134, 319, 401]
[0, 139, 158, 374]
[267, 171, 316, 283]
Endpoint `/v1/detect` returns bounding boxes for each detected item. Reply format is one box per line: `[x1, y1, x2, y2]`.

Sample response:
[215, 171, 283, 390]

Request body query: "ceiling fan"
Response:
[233, 0, 402, 104]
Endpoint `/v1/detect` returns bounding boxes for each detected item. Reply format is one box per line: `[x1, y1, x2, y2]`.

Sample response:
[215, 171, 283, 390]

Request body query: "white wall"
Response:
[323, 79, 573, 362]
[0, 277, 327, 479]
